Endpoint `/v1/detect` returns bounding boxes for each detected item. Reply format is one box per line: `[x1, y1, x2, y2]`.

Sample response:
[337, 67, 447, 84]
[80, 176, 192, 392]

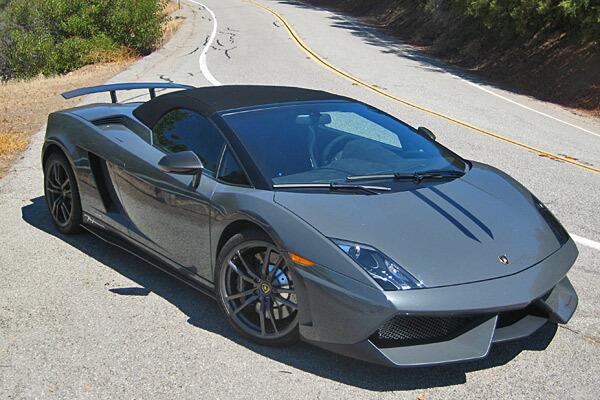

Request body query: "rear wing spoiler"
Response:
[61, 82, 194, 103]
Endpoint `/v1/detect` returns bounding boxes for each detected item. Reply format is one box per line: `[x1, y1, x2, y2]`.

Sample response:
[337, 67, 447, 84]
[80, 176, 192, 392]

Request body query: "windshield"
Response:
[222, 101, 466, 185]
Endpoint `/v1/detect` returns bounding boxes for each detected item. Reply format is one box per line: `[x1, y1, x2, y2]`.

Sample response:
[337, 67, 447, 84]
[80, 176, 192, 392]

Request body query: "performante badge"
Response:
[498, 255, 510, 265]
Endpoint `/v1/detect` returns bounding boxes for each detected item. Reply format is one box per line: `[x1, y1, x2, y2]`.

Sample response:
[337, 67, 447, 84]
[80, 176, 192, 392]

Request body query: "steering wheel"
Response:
[321, 135, 354, 165]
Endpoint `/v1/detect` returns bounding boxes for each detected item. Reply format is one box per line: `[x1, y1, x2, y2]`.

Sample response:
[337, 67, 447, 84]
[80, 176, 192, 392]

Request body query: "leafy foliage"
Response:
[0, 0, 168, 80]
[423, 0, 600, 43]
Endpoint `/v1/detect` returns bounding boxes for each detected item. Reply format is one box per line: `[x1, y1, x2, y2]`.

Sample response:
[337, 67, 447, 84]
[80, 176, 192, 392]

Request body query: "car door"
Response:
[113, 108, 225, 281]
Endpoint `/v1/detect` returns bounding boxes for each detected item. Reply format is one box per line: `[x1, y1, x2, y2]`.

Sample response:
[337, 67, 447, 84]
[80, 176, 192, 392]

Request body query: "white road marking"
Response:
[335, 13, 600, 139]
[187, 0, 222, 86]
[571, 234, 600, 251]
[457, 78, 600, 139]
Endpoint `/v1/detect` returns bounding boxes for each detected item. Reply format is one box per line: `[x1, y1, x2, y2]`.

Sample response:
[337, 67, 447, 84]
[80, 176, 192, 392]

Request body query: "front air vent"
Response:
[370, 315, 492, 348]
[92, 116, 126, 126]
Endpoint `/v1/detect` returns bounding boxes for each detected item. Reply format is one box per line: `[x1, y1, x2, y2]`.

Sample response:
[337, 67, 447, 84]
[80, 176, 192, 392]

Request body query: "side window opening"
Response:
[152, 109, 225, 173]
[218, 147, 250, 186]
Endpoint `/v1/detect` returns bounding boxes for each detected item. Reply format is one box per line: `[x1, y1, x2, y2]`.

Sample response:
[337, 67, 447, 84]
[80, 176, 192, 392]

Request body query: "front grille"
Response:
[370, 315, 491, 348]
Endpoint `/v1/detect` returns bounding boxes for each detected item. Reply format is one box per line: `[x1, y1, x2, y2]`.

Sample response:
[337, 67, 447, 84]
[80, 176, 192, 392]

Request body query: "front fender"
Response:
[209, 183, 378, 288]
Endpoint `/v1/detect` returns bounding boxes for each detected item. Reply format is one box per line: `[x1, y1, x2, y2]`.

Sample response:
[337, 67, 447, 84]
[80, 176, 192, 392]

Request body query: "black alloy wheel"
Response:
[217, 231, 299, 345]
[44, 153, 82, 234]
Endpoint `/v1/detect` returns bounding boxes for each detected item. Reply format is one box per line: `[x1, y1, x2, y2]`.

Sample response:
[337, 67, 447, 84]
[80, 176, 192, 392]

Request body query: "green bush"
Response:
[436, 0, 600, 43]
[0, 0, 168, 80]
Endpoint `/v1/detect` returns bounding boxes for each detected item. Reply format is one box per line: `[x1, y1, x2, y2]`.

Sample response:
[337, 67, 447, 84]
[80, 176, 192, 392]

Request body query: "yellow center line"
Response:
[249, 0, 600, 174]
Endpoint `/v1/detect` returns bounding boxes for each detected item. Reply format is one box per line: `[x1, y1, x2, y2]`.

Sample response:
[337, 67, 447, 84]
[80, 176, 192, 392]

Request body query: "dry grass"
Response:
[162, 1, 185, 46]
[0, 62, 132, 177]
[0, 1, 185, 178]
[86, 47, 138, 65]
[162, 18, 185, 46]
[163, 1, 181, 15]
[0, 134, 29, 157]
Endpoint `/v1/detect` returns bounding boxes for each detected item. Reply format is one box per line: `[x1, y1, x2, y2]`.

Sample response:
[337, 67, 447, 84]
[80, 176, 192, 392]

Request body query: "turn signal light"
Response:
[289, 252, 316, 267]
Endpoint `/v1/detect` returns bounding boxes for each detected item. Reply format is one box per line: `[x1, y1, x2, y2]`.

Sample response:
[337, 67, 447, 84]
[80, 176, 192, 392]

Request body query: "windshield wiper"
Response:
[272, 182, 391, 195]
[347, 170, 465, 183]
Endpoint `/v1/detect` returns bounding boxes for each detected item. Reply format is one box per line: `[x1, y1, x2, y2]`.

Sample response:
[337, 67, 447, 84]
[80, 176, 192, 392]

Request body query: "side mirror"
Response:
[417, 126, 436, 141]
[158, 151, 203, 188]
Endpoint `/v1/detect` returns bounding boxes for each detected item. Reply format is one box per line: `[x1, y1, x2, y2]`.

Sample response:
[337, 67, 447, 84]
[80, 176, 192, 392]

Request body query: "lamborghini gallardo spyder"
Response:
[42, 83, 578, 367]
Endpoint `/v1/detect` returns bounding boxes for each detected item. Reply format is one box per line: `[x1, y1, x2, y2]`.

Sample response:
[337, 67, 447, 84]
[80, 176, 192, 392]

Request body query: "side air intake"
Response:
[88, 152, 122, 214]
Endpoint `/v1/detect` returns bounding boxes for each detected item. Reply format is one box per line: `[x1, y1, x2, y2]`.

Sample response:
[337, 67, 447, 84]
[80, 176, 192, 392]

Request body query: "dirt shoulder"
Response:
[305, 0, 600, 118]
[0, 62, 132, 178]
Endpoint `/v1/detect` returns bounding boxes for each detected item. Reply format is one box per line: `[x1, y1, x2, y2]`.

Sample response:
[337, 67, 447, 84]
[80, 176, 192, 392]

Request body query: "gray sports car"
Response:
[42, 83, 578, 367]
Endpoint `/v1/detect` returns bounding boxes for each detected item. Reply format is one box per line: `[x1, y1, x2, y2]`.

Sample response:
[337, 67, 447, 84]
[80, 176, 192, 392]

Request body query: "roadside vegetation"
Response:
[427, 1, 599, 44]
[308, 0, 600, 116]
[0, 0, 182, 177]
[0, 0, 171, 80]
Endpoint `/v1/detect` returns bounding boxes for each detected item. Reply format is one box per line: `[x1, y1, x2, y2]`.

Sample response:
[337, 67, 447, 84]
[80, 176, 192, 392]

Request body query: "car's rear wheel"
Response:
[216, 230, 299, 346]
[44, 152, 82, 234]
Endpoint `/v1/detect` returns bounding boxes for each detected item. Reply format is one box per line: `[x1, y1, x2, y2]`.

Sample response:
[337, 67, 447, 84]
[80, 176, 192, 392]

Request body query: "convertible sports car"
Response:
[42, 83, 578, 367]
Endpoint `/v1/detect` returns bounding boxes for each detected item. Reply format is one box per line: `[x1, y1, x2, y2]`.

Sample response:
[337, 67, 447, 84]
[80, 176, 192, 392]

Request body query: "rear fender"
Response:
[43, 111, 130, 230]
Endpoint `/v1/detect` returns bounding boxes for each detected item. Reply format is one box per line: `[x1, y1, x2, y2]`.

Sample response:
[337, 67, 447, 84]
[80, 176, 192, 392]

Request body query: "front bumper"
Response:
[293, 239, 578, 367]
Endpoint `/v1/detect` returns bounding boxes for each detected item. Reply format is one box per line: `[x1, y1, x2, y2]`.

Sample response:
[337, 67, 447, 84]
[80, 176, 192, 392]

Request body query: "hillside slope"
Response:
[306, 0, 600, 117]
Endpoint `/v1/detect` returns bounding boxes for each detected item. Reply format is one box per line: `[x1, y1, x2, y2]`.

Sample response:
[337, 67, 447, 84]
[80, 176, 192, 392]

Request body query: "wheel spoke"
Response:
[259, 305, 266, 336]
[51, 195, 62, 210]
[59, 202, 69, 222]
[228, 260, 256, 284]
[261, 247, 272, 278]
[275, 295, 298, 311]
[267, 253, 283, 281]
[232, 294, 258, 315]
[53, 164, 62, 185]
[46, 173, 62, 190]
[48, 173, 60, 190]
[266, 307, 279, 335]
[225, 288, 256, 301]
[50, 198, 59, 220]
[236, 251, 260, 281]
[237, 274, 243, 294]
[46, 187, 61, 194]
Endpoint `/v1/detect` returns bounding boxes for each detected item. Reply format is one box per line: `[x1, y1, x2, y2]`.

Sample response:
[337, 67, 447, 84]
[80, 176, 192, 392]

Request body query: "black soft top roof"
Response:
[133, 85, 351, 128]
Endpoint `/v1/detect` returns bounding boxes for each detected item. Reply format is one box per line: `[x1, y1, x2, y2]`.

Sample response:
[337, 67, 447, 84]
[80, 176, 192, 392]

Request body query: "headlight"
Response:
[332, 239, 425, 291]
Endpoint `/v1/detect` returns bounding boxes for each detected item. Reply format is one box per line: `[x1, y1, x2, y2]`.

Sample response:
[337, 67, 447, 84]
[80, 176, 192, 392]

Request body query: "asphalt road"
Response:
[1, 0, 599, 398]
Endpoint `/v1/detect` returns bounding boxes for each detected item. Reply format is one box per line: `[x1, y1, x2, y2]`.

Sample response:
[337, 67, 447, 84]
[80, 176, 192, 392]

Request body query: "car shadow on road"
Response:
[22, 196, 557, 392]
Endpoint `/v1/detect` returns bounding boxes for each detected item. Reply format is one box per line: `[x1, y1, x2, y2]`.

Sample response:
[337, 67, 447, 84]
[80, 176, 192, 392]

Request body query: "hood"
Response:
[274, 163, 565, 288]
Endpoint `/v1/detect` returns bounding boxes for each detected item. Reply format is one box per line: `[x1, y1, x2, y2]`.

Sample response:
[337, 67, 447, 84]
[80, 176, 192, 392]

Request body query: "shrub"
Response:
[0, 0, 168, 80]
[108, 0, 168, 54]
[441, 0, 600, 43]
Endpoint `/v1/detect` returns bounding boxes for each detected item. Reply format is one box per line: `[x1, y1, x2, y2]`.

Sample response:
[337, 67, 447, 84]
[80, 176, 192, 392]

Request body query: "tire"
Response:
[216, 229, 300, 346]
[43, 152, 83, 234]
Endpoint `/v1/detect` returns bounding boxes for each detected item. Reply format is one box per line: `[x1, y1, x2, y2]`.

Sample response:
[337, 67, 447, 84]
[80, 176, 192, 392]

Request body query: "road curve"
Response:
[1, 0, 599, 398]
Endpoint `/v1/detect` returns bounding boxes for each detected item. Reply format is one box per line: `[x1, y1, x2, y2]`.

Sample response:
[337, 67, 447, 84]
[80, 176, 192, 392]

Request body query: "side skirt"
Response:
[81, 215, 216, 300]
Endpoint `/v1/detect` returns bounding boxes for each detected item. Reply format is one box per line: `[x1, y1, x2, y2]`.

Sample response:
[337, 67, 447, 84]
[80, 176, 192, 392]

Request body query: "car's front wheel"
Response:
[216, 230, 299, 346]
[43, 152, 82, 234]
